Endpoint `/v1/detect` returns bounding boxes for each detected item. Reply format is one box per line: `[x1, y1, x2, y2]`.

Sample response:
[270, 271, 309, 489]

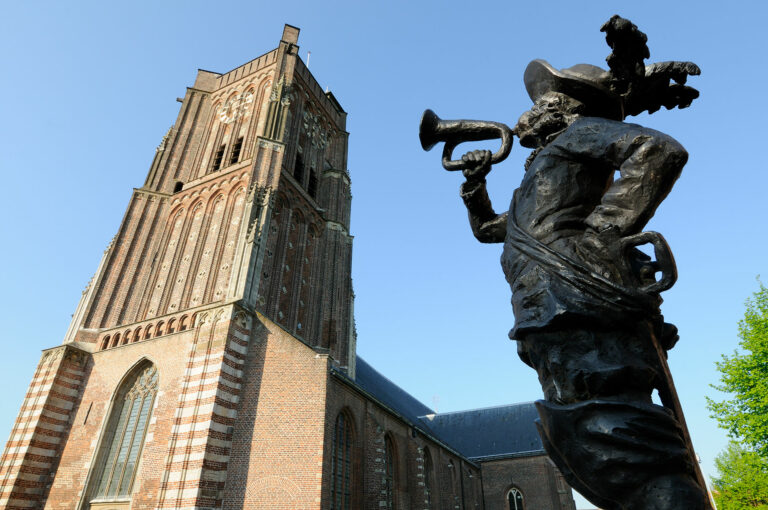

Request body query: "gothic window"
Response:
[508, 487, 524, 510]
[89, 363, 158, 505]
[308, 167, 318, 198]
[173, 181, 183, 193]
[211, 144, 225, 172]
[230, 136, 243, 165]
[101, 336, 110, 350]
[424, 448, 434, 509]
[384, 435, 396, 509]
[294, 152, 305, 184]
[330, 412, 352, 510]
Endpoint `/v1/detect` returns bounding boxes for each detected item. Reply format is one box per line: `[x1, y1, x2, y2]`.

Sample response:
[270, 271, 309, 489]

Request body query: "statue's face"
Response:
[515, 109, 544, 148]
[515, 92, 583, 149]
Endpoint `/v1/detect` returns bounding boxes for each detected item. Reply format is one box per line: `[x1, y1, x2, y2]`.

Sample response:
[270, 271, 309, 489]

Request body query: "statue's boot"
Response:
[534, 399, 708, 510]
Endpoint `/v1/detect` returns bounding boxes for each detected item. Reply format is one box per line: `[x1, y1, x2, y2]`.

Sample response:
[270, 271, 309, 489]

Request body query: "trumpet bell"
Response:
[419, 109, 441, 151]
[418, 108, 514, 171]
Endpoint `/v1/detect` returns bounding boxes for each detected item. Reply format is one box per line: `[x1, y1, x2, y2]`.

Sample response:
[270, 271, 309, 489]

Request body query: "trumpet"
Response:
[419, 109, 514, 171]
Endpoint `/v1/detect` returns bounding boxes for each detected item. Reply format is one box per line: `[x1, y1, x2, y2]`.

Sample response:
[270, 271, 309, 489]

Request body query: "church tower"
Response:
[0, 25, 355, 510]
[66, 24, 354, 370]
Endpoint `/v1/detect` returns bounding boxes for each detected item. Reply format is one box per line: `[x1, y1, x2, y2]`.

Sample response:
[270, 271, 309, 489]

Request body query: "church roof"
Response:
[353, 357, 434, 424]
[352, 357, 544, 461]
[419, 403, 545, 460]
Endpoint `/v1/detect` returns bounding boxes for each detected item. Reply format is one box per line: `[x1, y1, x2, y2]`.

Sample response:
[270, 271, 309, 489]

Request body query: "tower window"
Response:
[173, 181, 183, 193]
[89, 363, 158, 504]
[294, 153, 305, 183]
[230, 137, 243, 165]
[211, 144, 225, 172]
[308, 167, 318, 198]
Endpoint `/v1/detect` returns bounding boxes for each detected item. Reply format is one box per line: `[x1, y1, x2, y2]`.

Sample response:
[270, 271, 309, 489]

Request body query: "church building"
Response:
[0, 25, 576, 510]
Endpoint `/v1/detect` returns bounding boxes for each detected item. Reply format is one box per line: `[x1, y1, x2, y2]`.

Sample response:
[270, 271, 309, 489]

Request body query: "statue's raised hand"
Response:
[624, 61, 701, 116]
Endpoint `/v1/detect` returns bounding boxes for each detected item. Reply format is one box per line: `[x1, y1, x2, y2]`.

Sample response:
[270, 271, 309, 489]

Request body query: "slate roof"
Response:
[419, 402, 545, 460]
[352, 357, 544, 461]
[353, 357, 434, 424]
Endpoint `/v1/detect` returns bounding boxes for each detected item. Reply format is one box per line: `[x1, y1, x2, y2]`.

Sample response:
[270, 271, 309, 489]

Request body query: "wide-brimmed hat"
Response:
[523, 59, 624, 120]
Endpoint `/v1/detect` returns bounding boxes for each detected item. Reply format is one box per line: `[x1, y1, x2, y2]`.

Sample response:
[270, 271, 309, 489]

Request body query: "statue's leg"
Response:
[518, 321, 707, 510]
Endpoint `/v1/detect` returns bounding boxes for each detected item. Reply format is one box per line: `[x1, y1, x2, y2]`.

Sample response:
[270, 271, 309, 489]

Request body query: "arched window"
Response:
[101, 336, 111, 350]
[230, 136, 244, 165]
[89, 363, 158, 506]
[294, 152, 305, 184]
[308, 167, 318, 198]
[508, 487, 525, 510]
[384, 435, 396, 509]
[330, 412, 352, 510]
[423, 448, 434, 509]
[110, 334, 120, 348]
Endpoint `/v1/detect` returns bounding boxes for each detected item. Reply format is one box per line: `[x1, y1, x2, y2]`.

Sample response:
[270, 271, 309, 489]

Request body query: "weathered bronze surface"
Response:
[421, 15, 710, 510]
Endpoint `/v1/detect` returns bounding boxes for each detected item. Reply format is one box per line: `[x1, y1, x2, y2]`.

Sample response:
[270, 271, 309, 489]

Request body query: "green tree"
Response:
[711, 441, 768, 510]
[707, 282, 768, 456]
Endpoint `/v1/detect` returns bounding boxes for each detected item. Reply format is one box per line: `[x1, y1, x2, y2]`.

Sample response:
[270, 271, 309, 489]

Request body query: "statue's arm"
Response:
[455, 150, 506, 244]
[554, 118, 688, 237]
[459, 178, 507, 244]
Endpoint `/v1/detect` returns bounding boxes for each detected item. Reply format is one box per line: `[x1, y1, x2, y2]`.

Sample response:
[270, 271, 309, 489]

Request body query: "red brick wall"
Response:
[222, 312, 329, 510]
[44, 326, 197, 509]
[0, 346, 87, 509]
[324, 377, 483, 510]
[480, 455, 576, 510]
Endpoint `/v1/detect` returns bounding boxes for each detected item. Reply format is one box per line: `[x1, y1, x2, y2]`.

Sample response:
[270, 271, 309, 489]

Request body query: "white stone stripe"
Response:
[42, 404, 74, 418]
[25, 446, 57, 458]
[215, 387, 238, 402]
[222, 352, 244, 367]
[226, 341, 248, 355]
[165, 468, 204, 483]
[181, 388, 217, 402]
[211, 403, 236, 419]
[175, 403, 214, 419]
[220, 363, 243, 379]
[47, 385, 81, 398]
[189, 351, 224, 365]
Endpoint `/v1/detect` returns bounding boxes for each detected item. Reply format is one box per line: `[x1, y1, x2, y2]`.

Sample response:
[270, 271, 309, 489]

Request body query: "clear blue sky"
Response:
[1, 1, 766, 508]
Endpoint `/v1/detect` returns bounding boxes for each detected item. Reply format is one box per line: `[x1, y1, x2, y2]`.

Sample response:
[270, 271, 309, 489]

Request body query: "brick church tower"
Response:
[0, 25, 355, 509]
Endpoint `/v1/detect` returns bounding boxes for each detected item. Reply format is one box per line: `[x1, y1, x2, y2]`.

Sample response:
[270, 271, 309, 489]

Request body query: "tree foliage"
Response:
[707, 282, 768, 456]
[711, 441, 768, 510]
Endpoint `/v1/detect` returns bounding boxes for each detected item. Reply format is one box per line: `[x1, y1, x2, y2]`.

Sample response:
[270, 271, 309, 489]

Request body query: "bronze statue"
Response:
[421, 15, 710, 510]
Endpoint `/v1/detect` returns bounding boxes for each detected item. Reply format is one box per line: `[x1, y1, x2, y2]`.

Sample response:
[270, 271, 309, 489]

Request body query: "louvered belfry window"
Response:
[330, 412, 352, 510]
[91, 364, 158, 501]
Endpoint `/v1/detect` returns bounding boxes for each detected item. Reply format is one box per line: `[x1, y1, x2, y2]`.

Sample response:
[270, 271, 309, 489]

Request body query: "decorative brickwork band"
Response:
[0, 346, 88, 509]
[155, 306, 251, 510]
